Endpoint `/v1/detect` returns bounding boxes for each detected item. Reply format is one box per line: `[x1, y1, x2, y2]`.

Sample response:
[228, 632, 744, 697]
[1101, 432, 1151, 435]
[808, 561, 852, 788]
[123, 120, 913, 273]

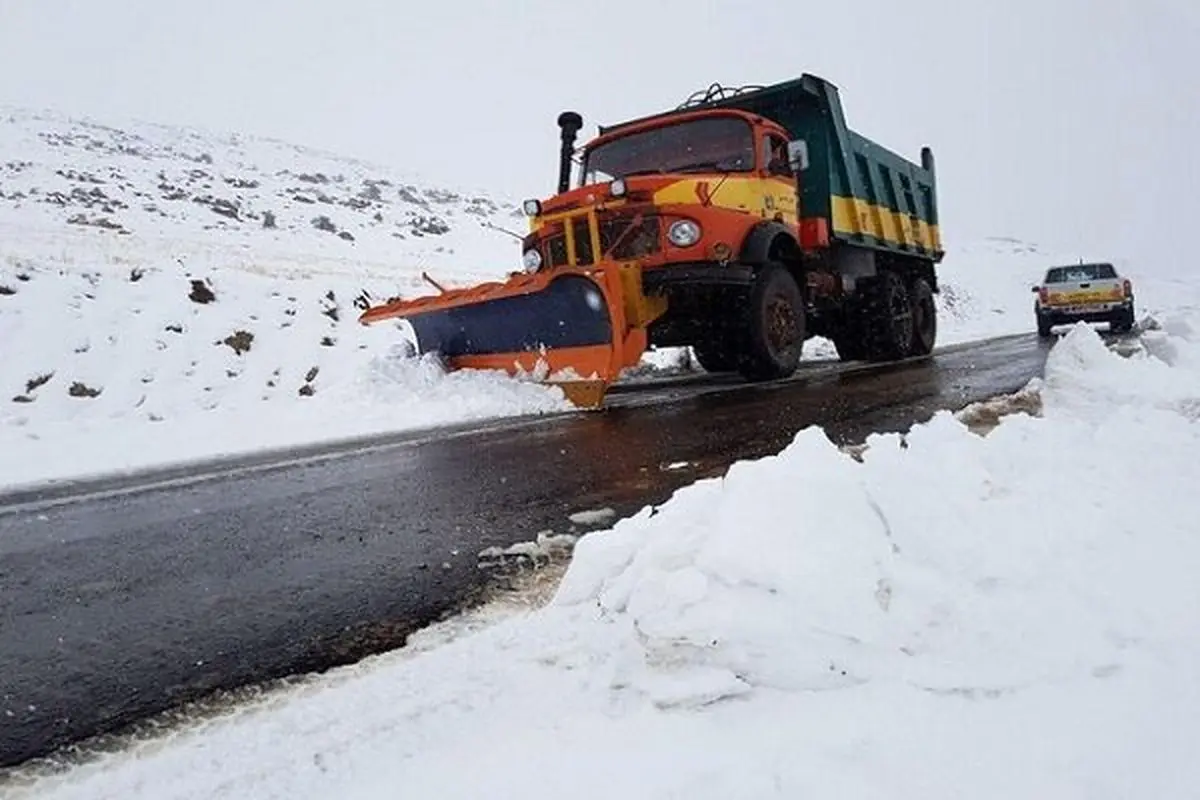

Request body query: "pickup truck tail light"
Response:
[1123, 279, 1132, 298]
[1039, 287, 1049, 304]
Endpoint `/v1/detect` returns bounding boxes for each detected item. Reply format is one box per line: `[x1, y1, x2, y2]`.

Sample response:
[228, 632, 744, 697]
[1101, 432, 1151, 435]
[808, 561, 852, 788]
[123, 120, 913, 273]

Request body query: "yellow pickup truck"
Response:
[1032, 262, 1135, 337]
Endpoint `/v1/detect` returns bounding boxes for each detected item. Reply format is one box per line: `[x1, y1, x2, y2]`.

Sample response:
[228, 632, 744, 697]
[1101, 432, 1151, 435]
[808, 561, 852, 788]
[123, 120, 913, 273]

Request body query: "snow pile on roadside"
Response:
[16, 318, 1200, 799]
[1043, 315, 1200, 424]
[554, 320, 1200, 713]
[0, 260, 570, 489]
[0, 107, 581, 490]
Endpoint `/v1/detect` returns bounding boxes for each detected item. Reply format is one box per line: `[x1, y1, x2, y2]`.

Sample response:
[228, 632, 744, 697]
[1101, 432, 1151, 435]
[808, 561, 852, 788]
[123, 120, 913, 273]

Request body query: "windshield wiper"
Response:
[673, 160, 738, 173]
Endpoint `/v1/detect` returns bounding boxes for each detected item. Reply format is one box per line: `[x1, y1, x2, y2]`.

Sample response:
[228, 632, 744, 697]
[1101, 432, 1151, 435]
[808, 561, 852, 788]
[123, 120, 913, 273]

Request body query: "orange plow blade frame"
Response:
[358, 263, 667, 407]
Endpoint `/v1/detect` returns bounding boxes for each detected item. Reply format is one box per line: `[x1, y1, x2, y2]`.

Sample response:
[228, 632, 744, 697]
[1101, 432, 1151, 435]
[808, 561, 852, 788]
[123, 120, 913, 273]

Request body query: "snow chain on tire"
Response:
[857, 270, 914, 361]
[908, 275, 937, 356]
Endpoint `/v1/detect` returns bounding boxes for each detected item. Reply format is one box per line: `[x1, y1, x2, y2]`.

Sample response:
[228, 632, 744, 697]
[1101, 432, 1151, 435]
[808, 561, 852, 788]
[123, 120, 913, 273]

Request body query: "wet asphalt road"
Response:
[0, 332, 1054, 768]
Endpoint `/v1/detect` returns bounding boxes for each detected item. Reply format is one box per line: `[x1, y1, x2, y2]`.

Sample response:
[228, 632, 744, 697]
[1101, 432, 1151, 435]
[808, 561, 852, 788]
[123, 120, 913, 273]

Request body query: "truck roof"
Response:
[585, 106, 779, 150]
[597, 74, 834, 136]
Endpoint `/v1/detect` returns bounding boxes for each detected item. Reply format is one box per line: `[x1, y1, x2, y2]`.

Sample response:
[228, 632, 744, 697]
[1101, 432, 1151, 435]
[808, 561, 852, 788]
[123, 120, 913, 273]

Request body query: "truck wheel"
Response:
[859, 270, 913, 361]
[908, 277, 937, 356]
[737, 263, 805, 381]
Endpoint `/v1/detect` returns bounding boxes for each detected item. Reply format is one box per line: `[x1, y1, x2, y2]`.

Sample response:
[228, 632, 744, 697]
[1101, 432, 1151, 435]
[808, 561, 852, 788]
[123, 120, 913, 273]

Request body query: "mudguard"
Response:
[358, 263, 667, 407]
[739, 220, 800, 265]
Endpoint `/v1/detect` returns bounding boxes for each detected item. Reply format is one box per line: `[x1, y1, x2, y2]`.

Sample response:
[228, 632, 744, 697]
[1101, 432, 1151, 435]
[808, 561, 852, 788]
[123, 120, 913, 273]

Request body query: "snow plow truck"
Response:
[359, 73, 944, 407]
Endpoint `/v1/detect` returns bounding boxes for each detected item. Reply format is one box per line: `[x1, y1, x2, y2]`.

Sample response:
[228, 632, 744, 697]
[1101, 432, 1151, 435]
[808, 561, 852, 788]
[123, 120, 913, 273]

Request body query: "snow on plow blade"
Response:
[358, 264, 667, 408]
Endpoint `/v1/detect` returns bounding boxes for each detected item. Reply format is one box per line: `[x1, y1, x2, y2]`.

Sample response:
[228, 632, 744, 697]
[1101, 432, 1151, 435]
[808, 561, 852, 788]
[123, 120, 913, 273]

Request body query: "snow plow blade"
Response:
[358, 263, 667, 408]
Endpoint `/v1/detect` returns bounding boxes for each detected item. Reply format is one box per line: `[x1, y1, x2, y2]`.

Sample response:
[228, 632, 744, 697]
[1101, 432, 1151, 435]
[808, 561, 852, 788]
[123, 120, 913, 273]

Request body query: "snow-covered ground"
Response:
[6, 105, 1200, 798]
[9, 305, 1200, 799]
[3, 106, 1196, 491]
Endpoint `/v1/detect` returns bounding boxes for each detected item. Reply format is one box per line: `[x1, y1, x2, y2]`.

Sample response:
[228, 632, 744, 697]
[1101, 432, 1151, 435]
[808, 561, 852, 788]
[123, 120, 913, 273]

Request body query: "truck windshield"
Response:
[581, 115, 755, 185]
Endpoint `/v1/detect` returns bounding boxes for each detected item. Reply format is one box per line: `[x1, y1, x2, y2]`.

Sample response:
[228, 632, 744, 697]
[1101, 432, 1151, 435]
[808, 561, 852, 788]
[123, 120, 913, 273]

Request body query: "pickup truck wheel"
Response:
[908, 277, 937, 356]
[859, 270, 913, 361]
[737, 263, 805, 381]
[1037, 312, 1053, 338]
[1111, 307, 1135, 334]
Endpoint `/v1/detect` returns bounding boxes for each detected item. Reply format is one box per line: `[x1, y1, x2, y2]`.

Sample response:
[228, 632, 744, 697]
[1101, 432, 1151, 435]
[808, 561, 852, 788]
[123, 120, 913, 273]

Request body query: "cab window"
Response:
[763, 135, 793, 178]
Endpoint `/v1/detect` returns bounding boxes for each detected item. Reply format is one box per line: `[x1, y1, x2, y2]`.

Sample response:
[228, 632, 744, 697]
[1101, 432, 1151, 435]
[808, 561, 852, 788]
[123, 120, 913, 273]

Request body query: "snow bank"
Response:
[0, 260, 570, 489]
[15, 316, 1200, 799]
[0, 106, 580, 489]
[552, 319, 1200, 711]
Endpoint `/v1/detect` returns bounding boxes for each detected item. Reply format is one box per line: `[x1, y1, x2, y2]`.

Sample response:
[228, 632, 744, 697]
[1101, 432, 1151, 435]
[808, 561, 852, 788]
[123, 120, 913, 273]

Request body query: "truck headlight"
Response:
[522, 199, 542, 216]
[667, 219, 701, 247]
[610, 178, 627, 197]
[522, 248, 542, 271]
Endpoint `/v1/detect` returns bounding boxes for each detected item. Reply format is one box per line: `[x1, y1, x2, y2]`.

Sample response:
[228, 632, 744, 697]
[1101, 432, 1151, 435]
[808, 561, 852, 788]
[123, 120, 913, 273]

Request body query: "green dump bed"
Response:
[599, 73, 943, 263]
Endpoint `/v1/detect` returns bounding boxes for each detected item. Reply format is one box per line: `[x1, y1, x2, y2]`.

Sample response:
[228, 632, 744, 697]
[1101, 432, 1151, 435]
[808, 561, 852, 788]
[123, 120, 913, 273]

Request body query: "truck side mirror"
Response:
[1031, 285, 1040, 292]
[787, 139, 809, 172]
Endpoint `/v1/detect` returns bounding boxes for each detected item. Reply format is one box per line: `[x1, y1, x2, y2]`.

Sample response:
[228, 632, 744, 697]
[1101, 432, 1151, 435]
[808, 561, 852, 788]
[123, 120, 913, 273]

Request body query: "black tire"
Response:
[908, 276, 937, 356]
[858, 270, 913, 361]
[1111, 306, 1135, 334]
[692, 340, 738, 373]
[1036, 311, 1054, 338]
[736, 263, 805, 381]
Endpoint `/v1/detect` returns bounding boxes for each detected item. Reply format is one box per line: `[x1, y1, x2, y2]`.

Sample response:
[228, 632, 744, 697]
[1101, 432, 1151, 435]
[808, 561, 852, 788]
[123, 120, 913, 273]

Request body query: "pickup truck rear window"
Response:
[1046, 263, 1117, 283]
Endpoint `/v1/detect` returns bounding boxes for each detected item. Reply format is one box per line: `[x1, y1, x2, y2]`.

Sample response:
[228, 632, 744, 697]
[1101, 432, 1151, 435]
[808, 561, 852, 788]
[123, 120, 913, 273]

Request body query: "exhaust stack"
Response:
[556, 111, 583, 194]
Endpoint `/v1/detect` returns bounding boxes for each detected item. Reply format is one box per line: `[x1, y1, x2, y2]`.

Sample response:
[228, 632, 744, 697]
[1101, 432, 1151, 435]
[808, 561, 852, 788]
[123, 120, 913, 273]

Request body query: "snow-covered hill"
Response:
[3, 106, 1196, 490]
[0, 106, 532, 280]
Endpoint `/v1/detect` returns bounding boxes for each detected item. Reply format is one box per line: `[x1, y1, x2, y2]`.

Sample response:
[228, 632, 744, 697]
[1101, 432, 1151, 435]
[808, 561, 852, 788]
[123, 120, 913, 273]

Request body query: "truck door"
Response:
[762, 133, 798, 226]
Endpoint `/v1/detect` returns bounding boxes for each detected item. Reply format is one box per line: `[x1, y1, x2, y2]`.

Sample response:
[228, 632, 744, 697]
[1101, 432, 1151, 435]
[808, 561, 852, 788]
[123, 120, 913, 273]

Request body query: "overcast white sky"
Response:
[2, 0, 1197, 272]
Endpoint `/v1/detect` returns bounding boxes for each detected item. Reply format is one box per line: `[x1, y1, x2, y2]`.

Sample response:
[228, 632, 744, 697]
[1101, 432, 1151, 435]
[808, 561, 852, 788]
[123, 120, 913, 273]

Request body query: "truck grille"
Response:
[601, 213, 661, 261]
[538, 210, 661, 269]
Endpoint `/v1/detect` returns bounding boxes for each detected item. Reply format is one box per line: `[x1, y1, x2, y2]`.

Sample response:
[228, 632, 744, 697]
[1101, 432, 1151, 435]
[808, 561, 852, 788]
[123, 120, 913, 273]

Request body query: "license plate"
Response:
[1062, 303, 1107, 313]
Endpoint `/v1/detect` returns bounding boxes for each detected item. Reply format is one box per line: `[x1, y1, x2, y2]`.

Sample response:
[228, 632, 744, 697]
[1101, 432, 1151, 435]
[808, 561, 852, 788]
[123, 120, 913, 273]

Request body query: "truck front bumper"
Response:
[641, 262, 757, 292]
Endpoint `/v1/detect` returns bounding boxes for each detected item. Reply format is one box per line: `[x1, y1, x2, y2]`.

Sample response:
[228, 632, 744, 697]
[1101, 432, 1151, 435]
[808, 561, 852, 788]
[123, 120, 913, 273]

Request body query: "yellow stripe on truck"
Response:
[1046, 289, 1123, 306]
[531, 181, 941, 255]
[651, 176, 798, 224]
[830, 196, 941, 254]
